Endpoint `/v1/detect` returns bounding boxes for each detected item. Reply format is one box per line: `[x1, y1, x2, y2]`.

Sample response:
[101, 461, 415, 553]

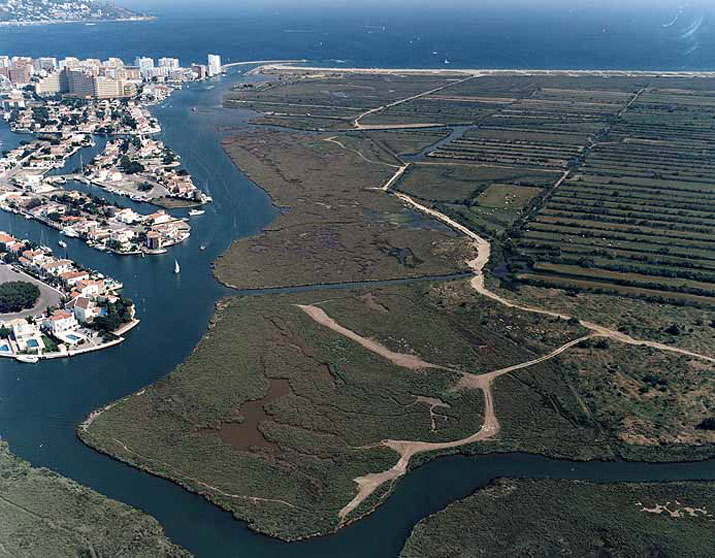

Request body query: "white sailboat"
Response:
[174, 259, 181, 274]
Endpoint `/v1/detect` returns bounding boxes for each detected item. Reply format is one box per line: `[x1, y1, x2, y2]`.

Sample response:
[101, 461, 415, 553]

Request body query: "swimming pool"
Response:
[66, 334, 81, 342]
[0, 344, 10, 352]
[27, 339, 39, 348]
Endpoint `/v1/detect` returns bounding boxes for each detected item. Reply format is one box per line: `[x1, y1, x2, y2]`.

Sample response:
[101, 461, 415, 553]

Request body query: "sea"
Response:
[1, 2, 714, 557]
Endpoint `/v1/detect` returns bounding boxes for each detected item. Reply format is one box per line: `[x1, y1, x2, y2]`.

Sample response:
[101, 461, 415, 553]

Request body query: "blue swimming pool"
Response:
[0, 344, 10, 352]
[66, 334, 81, 342]
[27, 339, 39, 348]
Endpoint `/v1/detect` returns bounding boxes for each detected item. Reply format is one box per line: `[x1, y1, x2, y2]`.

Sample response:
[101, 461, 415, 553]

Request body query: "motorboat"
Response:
[16, 355, 39, 363]
[174, 259, 181, 274]
[58, 240, 67, 249]
[188, 209, 205, 216]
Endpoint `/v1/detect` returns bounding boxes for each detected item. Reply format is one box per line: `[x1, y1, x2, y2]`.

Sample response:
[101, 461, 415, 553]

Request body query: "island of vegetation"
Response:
[80, 66, 715, 546]
[401, 478, 715, 557]
[0, 280, 39, 312]
[0, 441, 189, 557]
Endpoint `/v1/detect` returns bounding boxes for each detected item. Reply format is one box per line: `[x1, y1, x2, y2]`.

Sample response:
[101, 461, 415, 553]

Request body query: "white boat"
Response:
[174, 259, 181, 274]
[24, 214, 32, 220]
[62, 228, 79, 238]
[188, 209, 205, 216]
[58, 240, 67, 248]
[16, 355, 39, 363]
[199, 244, 207, 251]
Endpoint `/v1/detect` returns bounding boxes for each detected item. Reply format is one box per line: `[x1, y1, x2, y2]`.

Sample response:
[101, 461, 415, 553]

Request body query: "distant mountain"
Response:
[0, 0, 151, 25]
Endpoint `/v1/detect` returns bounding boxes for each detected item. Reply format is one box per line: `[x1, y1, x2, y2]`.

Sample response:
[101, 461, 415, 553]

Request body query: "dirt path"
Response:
[296, 304, 446, 371]
[329, 182, 715, 522]
[338, 377, 498, 522]
[323, 136, 402, 168]
[394, 190, 715, 364]
[296, 301, 588, 522]
[352, 75, 480, 129]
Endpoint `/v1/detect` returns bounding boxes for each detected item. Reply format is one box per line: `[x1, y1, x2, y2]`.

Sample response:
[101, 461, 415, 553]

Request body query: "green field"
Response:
[0, 442, 189, 557]
[214, 130, 474, 289]
[401, 478, 715, 558]
[512, 87, 715, 306]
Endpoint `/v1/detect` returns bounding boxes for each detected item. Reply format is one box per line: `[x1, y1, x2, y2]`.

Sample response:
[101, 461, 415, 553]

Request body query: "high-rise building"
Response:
[60, 57, 80, 70]
[104, 57, 125, 69]
[66, 70, 95, 98]
[207, 54, 221, 77]
[35, 72, 64, 95]
[158, 57, 179, 68]
[35, 57, 57, 72]
[8, 66, 31, 86]
[118, 67, 142, 81]
[191, 64, 207, 80]
[93, 76, 122, 99]
[134, 56, 154, 77]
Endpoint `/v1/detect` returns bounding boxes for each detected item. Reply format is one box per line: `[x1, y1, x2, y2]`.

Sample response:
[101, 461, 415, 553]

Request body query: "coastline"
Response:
[258, 64, 715, 78]
[0, 16, 156, 27]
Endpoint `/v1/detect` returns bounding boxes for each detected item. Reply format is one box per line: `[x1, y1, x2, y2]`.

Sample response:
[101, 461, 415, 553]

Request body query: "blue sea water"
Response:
[1, 3, 715, 557]
[2, 1, 715, 70]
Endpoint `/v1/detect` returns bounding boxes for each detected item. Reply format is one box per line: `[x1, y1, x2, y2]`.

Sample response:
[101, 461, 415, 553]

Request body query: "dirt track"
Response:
[302, 183, 715, 524]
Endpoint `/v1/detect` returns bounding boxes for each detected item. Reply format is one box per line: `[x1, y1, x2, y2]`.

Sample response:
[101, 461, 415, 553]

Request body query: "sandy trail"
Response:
[296, 302, 588, 522]
[330, 185, 715, 522]
[338, 382, 497, 522]
[323, 136, 401, 168]
[296, 304, 446, 371]
[395, 190, 715, 364]
[352, 75, 479, 129]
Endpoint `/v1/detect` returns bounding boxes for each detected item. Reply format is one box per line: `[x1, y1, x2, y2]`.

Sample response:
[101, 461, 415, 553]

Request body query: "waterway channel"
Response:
[1, 69, 714, 558]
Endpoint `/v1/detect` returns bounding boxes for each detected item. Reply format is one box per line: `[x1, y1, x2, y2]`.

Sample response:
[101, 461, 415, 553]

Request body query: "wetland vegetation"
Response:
[81, 67, 715, 548]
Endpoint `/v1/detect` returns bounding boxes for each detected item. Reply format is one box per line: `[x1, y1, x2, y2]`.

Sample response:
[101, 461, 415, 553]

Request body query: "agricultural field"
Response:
[80, 68, 715, 543]
[514, 86, 715, 306]
[225, 72, 464, 130]
[0, 442, 189, 558]
[367, 129, 451, 156]
[395, 162, 561, 237]
[401, 478, 715, 558]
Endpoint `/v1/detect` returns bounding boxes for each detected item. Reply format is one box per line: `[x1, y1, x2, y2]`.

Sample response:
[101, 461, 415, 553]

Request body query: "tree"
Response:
[0, 281, 40, 313]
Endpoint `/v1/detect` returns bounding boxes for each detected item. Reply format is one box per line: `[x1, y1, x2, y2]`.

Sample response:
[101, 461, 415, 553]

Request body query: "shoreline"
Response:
[258, 64, 715, 78]
[0, 16, 155, 27]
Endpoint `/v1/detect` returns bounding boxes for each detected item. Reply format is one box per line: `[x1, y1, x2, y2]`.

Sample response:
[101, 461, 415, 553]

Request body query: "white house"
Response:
[115, 208, 140, 225]
[69, 296, 99, 323]
[42, 310, 78, 336]
[60, 270, 90, 286]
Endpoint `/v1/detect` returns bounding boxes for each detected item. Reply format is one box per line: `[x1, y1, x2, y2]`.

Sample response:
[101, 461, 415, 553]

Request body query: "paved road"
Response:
[0, 264, 64, 320]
